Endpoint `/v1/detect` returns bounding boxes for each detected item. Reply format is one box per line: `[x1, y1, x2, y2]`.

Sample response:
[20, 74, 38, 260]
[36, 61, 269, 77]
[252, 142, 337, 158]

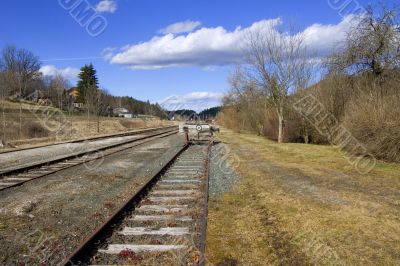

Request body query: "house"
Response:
[68, 88, 79, 98]
[113, 107, 134, 118]
[68, 88, 83, 108]
[123, 113, 133, 118]
[113, 107, 129, 116]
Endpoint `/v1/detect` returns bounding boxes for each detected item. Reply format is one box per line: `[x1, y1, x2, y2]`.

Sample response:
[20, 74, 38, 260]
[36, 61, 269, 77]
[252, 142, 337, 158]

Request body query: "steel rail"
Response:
[0, 127, 177, 176]
[198, 138, 213, 265]
[0, 125, 177, 155]
[61, 143, 190, 265]
[0, 129, 178, 191]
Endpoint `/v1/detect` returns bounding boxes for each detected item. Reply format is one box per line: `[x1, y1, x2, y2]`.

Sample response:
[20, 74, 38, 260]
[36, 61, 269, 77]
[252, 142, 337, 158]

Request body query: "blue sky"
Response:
[0, 0, 391, 110]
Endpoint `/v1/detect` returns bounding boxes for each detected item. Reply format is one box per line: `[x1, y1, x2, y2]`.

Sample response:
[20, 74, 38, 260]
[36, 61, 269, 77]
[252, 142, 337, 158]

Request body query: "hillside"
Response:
[0, 100, 172, 147]
[199, 107, 221, 119]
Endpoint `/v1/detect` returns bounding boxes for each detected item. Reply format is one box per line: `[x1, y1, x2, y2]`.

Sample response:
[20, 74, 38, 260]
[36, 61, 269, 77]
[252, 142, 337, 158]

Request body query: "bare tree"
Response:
[244, 24, 310, 142]
[50, 74, 69, 111]
[225, 66, 267, 135]
[84, 82, 94, 132]
[0, 45, 41, 97]
[0, 45, 41, 139]
[329, 5, 400, 77]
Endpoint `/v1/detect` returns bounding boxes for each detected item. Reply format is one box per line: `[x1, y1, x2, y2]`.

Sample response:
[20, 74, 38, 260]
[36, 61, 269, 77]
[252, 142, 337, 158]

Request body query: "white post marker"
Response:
[196, 124, 202, 140]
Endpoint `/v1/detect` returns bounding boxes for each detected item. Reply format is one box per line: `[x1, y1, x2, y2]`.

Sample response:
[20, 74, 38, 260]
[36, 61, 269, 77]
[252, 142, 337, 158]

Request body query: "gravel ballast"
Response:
[0, 133, 185, 265]
[0, 128, 173, 171]
[209, 143, 241, 195]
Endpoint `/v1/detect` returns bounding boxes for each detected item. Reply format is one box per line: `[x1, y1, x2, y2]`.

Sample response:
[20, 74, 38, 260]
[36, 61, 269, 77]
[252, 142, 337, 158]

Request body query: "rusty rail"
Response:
[0, 128, 178, 191]
[61, 139, 214, 265]
[0, 125, 177, 155]
[198, 138, 213, 265]
[61, 143, 189, 265]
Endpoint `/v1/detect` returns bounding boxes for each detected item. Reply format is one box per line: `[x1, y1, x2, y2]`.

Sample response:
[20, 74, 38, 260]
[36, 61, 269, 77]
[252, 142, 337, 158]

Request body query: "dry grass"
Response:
[0, 100, 173, 147]
[206, 129, 400, 265]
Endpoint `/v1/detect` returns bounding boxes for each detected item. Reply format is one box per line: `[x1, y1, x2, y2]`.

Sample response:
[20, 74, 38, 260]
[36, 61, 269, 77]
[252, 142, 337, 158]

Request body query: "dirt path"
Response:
[206, 130, 400, 265]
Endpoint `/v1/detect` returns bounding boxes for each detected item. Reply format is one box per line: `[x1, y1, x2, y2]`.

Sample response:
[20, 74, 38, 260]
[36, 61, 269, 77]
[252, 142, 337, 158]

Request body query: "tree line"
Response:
[0, 47, 166, 118]
[218, 4, 400, 162]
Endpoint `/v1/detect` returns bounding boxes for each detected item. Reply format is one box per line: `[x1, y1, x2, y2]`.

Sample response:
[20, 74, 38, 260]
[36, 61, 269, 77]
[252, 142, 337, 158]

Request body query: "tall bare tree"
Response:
[244, 24, 310, 142]
[50, 74, 69, 111]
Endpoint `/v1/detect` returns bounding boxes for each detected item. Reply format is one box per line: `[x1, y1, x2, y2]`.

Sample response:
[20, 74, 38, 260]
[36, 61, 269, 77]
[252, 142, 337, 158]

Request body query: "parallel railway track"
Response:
[0, 126, 178, 191]
[0, 126, 177, 155]
[62, 140, 213, 265]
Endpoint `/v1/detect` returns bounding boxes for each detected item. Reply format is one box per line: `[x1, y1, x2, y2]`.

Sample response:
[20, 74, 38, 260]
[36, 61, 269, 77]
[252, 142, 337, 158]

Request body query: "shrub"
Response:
[343, 92, 400, 162]
[24, 122, 49, 138]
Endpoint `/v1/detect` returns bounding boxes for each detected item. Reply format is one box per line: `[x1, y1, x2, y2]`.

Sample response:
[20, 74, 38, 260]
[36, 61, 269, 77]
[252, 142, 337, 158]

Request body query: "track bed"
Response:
[64, 143, 212, 266]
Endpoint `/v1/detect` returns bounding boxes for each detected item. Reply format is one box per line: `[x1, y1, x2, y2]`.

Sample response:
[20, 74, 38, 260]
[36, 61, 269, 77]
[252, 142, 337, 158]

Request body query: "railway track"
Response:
[63, 140, 212, 265]
[0, 125, 177, 155]
[0, 127, 178, 191]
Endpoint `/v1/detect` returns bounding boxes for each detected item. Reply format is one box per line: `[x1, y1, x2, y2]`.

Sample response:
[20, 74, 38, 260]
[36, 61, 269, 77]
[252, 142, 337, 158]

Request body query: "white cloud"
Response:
[159, 20, 202, 34]
[40, 65, 80, 79]
[104, 15, 358, 70]
[303, 14, 357, 54]
[101, 47, 117, 60]
[159, 91, 223, 112]
[95, 0, 117, 13]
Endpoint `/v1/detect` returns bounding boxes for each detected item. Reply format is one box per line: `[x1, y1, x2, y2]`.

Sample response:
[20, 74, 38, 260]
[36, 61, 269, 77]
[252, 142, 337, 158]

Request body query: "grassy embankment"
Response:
[206, 129, 400, 265]
[0, 100, 171, 148]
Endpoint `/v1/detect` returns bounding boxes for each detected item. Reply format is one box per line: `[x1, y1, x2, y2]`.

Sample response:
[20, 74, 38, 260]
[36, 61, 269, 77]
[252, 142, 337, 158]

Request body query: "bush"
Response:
[24, 122, 49, 138]
[343, 92, 400, 162]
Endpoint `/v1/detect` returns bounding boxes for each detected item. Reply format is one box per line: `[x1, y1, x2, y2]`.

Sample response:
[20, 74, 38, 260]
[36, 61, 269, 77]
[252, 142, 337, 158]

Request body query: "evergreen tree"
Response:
[76, 63, 98, 103]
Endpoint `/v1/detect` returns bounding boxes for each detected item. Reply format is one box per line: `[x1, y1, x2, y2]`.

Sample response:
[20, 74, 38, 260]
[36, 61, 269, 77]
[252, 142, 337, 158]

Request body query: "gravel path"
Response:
[0, 133, 185, 265]
[0, 129, 169, 171]
[209, 143, 241, 195]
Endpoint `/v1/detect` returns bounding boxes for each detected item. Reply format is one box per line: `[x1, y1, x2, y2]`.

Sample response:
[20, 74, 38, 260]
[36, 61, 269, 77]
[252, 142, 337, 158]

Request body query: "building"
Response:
[68, 88, 83, 108]
[113, 107, 134, 118]
[68, 88, 79, 98]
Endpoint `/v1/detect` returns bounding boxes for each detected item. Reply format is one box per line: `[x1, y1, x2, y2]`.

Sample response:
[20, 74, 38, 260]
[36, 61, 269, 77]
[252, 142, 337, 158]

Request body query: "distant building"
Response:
[113, 107, 134, 118]
[68, 88, 83, 108]
[113, 107, 129, 116]
[68, 88, 79, 98]
[72, 102, 83, 108]
[123, 113, 133, 118]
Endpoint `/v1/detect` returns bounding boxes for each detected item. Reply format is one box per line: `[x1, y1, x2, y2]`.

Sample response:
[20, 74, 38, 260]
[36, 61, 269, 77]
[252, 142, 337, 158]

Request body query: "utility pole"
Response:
[97, 90, 100, 133]
[1, 86, 6, 146]
[19, 77, 22, 140]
